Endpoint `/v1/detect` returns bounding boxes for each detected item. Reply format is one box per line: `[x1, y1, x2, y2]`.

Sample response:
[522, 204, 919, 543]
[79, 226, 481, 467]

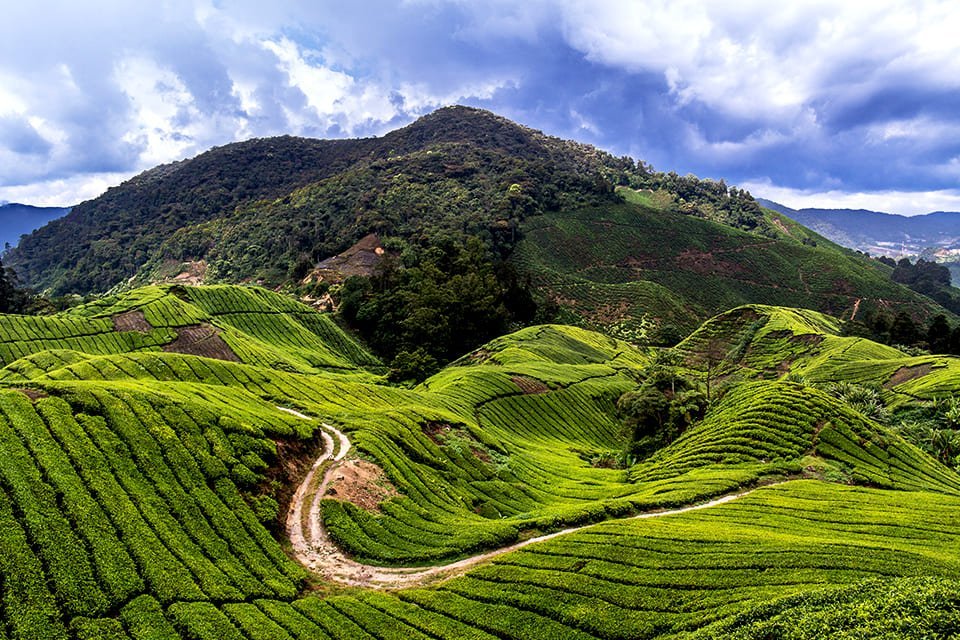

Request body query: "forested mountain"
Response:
[8, 107, 640, 294]
[0, 202, 71, 250]
[7, 107, 957, 360]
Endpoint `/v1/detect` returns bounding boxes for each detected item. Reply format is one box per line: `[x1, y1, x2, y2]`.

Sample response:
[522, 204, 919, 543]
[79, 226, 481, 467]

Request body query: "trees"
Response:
[889, 311, 920, 346]
[927, 315, 951, 354]
[617, 355, 708, 458]
[0, 258, 32, 314]
[337, 238, 537, 382]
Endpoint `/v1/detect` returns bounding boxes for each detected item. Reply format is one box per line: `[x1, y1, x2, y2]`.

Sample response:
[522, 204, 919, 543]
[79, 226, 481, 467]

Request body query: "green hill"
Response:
[1, 284, 959, 638]
[7, 107, 637, 295]
[10, 106, 951, 351]
[513, 191, 954, 341]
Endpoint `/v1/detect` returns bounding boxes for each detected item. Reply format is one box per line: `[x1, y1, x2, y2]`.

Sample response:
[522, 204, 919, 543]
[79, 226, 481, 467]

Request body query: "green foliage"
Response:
[514, 200, 954, 341]
[338, 239, 535, 377]
[893, 257, 960, 315]
[0, 284, 958, 639]
[697, 577, 960, 639]
[894, 398, 960, 471]
[9, 107, 635, 295]
[0, 258, 35, 314]
[618, 355, 708, 458]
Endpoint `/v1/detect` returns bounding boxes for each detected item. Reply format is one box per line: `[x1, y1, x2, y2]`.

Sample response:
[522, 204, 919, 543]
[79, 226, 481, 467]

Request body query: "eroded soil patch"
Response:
[324, 459, 398, 512]
[885, 364, 933, 389]
[512, 376, 550, 394]
[163, 324, 240, 362]
[14, 388, 48, 401]
[112, 310, 153, 332]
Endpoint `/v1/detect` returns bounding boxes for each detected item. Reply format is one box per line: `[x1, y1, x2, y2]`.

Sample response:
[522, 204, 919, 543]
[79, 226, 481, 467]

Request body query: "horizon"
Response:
[4, 2, 960, 216]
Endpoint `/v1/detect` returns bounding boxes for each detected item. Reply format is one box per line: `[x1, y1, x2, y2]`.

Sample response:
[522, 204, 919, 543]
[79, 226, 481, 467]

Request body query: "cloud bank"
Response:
[2, 0, 959, 214]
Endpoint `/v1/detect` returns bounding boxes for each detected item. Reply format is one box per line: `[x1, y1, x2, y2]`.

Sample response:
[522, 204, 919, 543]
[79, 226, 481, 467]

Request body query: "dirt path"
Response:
[280, 407, 780, 589]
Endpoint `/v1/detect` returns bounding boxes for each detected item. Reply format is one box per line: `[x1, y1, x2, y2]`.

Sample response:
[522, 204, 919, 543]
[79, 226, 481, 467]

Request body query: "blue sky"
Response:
[2, 0, 960, 215]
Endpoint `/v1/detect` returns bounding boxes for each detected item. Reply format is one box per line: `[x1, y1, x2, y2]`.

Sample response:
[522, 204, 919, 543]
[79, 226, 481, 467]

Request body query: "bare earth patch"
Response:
[885, 364, 933, 389]
[162, 324, 240, 362]
[771, 217, 792, 236]
[302, 233, 386, 285]
[14, 388, 48, 401]
[421, 421, 452, 444]
[324, 459, 397, 512]
[112, 310, 153, 332]
[511, 376, 549, 394]
[675, 249, 747, 276]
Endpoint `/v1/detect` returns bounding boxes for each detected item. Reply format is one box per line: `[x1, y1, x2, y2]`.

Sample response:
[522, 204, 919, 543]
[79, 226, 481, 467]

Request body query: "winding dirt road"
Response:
[280, 407, 775, 589]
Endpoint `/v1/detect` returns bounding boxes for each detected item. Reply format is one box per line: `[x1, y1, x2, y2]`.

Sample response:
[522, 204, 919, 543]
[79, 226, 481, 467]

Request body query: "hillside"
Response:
[7, 107, 637, 295]
[7, 107, 956, 359]
[762, 199, 960, 292]
[1, 283, 959, 638]
[0, 202, 71, 250]
[514, 189, 955, 342]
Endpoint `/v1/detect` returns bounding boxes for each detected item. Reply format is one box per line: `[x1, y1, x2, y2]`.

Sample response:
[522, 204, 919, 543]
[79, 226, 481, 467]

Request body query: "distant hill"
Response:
[0, 202, 71, 251]
[759, 198, 960, 289]
[757, 198, 960, 255]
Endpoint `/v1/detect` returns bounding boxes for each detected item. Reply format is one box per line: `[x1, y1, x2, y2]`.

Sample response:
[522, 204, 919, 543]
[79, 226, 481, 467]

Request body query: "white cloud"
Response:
[2, 0, 960, 207]
[0, 171, 135, 207]
[552, 0, 960, 130]
[743, 179, 960, 216]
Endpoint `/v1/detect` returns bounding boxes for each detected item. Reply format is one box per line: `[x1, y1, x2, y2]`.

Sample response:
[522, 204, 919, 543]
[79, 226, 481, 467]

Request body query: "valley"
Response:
[0, 284, 958, 638]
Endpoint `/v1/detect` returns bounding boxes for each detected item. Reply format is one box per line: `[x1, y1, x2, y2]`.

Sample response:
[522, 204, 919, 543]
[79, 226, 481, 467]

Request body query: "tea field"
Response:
[0, 284, 958, 638]
[512, 195, 954, 340]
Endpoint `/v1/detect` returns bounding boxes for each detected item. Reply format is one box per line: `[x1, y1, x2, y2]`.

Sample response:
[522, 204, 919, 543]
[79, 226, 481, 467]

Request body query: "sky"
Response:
[2, 0, 960, 215]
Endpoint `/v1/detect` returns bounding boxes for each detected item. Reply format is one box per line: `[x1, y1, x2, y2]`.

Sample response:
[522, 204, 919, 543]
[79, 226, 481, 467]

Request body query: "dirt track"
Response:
[280, 407, 779, 589]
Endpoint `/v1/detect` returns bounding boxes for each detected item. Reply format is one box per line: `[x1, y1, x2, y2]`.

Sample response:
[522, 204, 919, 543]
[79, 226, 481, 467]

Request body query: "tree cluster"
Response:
[629, 170, 767, 233]
[0, 258, 35, 314]
[845, 310, 960, 355]
[875, 257, 960, 316]
[336, 237, 537, 382]
[617, 354, 708, 459]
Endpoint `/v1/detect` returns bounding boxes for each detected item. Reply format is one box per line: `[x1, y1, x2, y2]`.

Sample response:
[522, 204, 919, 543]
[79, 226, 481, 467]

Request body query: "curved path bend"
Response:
[279, 407, 775, 589]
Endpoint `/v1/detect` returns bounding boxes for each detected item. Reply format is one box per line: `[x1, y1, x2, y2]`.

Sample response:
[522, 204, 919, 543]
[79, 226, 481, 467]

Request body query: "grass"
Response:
[0, 284, 958, 638]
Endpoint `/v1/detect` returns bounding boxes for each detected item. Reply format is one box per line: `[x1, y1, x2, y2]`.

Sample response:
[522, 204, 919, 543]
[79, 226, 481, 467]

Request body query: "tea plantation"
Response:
[512, 192, 954, 340]
[1, 284, 959, 639]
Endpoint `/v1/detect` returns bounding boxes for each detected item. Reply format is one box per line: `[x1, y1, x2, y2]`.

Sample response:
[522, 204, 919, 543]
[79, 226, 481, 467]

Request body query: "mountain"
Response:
[0, 284, 958, 638]
[757, 198, 960, 255]
[7, 107, 633, 295]
[0, 202, 71, 251]
[8, 108, 957, 338]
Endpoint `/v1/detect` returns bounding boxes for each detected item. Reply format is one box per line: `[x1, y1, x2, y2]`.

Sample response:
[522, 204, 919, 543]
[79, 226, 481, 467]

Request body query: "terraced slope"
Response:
[0, 284, 381, 377]
[1, 285, 959, 639]
[678, 303, 960, 406]
[513, 195, 953, 340]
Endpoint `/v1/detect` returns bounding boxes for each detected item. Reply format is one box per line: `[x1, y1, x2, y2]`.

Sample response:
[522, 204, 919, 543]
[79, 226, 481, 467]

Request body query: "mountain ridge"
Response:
[0, 202, 72, 251]
[758, 198, 960, 252]
[8, 107, 639, 295]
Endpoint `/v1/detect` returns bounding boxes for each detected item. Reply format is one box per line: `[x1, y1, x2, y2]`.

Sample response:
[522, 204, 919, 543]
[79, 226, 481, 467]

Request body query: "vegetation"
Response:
[3, 109, 960, 639]
[513, 197, 954, 342]
[0, 284, 957, 638]
[8, 107, 641, 295]
[0, 257, 33, 313]
[337, 238, 536, 380]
